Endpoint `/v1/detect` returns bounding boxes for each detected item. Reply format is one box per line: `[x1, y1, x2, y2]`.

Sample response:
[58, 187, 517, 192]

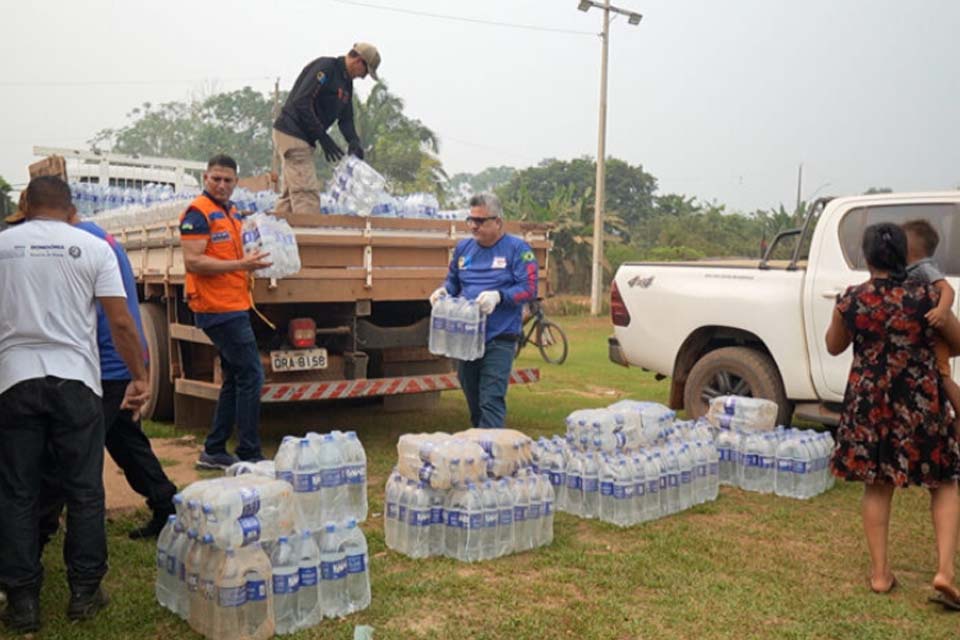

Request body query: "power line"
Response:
[329, 0, 596, 36]
[0, 76, 274, 88]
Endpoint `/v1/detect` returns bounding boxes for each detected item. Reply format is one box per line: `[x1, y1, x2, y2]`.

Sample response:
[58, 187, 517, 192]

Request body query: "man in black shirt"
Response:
[273, 42, 381, 214]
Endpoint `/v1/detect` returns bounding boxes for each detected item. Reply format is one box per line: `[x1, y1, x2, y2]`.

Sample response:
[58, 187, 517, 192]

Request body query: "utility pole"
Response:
[578, 0, 642, 316]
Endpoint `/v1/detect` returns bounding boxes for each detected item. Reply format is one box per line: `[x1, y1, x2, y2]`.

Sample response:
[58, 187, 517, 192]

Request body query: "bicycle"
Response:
[516, 299, 569, 364]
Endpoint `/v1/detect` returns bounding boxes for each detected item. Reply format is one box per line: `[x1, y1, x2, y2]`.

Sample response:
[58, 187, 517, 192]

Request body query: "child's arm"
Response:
[927, 279, 955, 328]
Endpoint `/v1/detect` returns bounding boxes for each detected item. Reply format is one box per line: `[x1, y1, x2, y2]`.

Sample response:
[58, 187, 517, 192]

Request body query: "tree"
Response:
[0, 176, 14, 220]
[447, 166, 517, 206]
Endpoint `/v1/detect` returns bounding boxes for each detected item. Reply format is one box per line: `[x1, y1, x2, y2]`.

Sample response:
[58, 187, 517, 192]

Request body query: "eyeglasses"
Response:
[466, 216, 499, 226]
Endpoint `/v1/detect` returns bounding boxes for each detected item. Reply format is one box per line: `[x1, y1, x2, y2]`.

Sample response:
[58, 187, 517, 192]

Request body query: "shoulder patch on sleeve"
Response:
[317, 70, 327, 85]
[522, 250, 535, 262]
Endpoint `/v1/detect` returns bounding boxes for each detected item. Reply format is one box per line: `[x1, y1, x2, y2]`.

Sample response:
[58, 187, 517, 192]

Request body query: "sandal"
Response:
[929, 583, 960, 611]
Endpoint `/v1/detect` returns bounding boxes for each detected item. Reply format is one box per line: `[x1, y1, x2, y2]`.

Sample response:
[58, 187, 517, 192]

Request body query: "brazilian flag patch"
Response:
[522, 250, 535, 262]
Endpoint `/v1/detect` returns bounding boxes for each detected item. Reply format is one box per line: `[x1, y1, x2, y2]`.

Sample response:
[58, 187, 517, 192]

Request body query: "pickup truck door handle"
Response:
[820, 288, 844, 299]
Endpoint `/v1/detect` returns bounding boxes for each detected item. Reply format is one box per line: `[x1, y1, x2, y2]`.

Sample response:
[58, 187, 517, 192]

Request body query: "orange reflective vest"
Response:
[179, 194, 251, 314]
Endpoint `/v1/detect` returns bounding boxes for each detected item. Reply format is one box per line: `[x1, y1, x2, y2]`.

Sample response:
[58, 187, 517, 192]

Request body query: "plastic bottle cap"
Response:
[167, 515, 177, 523]
[325, 523, 336, 533]
[347, 518, 357, 528]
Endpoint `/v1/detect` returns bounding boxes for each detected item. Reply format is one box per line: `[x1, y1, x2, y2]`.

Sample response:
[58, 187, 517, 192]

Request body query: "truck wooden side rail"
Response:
[108, 213, 551, 426]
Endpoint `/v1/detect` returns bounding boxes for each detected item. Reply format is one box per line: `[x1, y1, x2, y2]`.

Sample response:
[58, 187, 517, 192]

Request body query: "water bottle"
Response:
[613, 458, 635, 526]
[275, 436, 298, 486]
[715, 429, 736, 486]
[343, 431, 368, 521]
[211, 548, 245, 640]
[316, 434, 345, 522]
[526, 475, 543, 549]
[201, 538, 225, 637]
[444, 484, 465, 560]
[677, 445, 694, 511]
[406, 481, 432, 559]
[396, 480, 414, 555]
[271, 536, 300, 635]
[155, 515, 177, 609]
[581, 453, 600, 519]
[706, 441, 720, 501]
[241, 543, 273, 639]
[342, 518, 371, 612]
[630, 454, 646, 524]
[320, 522, 348, 618]
[480, 481, 500, 560]
[429, 293, 449, 356]
[663, 448, 681, 515]
[775, 437, 796, 498]
[511, 478, 530, 552]
[539, 472, 555, 547]
[296, 530, 321, 629]
[186, 531, 209, 634]
[293, 439, 322, 528]
[598, 454, 616, 522]
[565, 453, 584, 516]
[463, 482, 484, 562]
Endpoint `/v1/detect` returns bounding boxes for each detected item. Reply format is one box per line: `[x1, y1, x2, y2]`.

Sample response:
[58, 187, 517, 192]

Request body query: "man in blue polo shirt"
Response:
[430, 193, 538, 428]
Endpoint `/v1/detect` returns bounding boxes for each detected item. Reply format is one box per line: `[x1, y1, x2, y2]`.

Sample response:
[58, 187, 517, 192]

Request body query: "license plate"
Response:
[270, 348, 328, 372]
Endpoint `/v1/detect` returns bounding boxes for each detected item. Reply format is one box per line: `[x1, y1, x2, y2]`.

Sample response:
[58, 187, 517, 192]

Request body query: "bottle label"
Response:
[720, 414, 734, 429]
[636, 482, 645, 497]
[600, 481, 614, 497]
[445, 509, 462, 528]
[548, 471, 564, 487]
[218, 585, 247, 608]
[745, 454, 759, 468]
[648, 479, 659, 494]
[202, 579, 216, 601]
[294, 471, 319, 493]
[431, 506, 444, 525]
[299, 566, 319, 587]
[583, 478, 599, 493]
[320, 558, 347, 581]
[156, 549, 166, 571]
[409, 508, 431, 526]
[718, 448, 731, 462]
[468, 513, 483, 530]
[386, 502, 397, 520]
[793, 461, 807, 474]
[543, 501, 553, 516]
[398, 505, 407, 524]
[613, 485, 627, 500]
[418, 465, 435, 484]
[681, 471, 692, 486]
[528, 504, 541, 519]
[709, 462, 719, 476]
[319, 468, 343, 488]
[499, 508, 513, 526]
[187, 572, 200, 592]
[660, 476, 668, 490]
[166, 554, 177, 576]
[347, 553, 367, 574]
[566, 475, 582, 490]
[484, 512, 499, 528]
[239, 516, 261, 546]
[514, 505, 527, 522]
[777, 459, 793, 472]
[277, 470, 294, 484]
[246, 579, 267, 602]
[345, 464, 365, 485]
[238, 487, 260, 517]
[760, 456, 775, 470]
[697, 464, 708, 478]
[432, 317, 446, 331]
[272, 572, 300, 594]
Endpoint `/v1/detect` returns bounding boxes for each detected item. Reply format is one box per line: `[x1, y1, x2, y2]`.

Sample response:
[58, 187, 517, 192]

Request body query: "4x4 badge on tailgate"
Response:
[628, 275, 654, 289]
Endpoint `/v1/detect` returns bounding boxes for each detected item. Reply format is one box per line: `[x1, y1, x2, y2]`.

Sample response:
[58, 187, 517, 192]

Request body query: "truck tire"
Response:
[140, 302, 174, 422]
[683, 346, 792, 426]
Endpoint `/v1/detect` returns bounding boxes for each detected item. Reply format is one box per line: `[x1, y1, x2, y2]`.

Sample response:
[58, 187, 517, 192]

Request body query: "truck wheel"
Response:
[140, 302, 174, 422]
[683, 346, 792, 426]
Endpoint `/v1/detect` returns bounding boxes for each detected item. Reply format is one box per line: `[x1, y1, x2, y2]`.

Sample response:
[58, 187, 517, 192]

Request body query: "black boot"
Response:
[128, 508, 174, 540]
[1, 592, 41, 634]
[67, 586, 109, 622]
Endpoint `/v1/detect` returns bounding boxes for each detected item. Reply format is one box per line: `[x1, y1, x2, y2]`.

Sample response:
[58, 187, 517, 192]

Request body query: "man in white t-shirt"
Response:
[0, 176, 149, 634]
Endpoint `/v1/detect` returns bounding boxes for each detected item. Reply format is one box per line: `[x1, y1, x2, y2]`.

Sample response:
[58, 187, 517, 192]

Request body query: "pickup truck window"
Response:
[838, 203, 960, 274]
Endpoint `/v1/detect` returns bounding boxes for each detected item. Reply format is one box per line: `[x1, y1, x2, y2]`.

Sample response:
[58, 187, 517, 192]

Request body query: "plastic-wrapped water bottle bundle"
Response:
[705, 395, 778, 431]
[156, 516, 371, 638]
[226, 460, 278, 479]
[241, 213, 303, 279]
[273, 430, 369, 529]
[564, 401, 678, 455]
[452, 428, 534, 478]
[428, 294, 487, 361]
[395, 433, 488, 491]
[715, 426, 836, 499]
[384, 468, 554, 561]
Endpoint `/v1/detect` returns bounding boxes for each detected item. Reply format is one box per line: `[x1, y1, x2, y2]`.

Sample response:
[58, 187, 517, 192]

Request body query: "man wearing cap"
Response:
[272, 42, 381, 215]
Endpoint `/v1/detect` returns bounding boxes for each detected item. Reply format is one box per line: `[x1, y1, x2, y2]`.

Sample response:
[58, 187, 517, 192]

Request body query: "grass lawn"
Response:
[33, 316, 960, 639]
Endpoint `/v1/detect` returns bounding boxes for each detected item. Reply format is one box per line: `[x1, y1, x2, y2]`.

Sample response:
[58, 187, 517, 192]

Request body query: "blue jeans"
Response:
[202, 314, 265, 460]
[457, 338, 516, 428]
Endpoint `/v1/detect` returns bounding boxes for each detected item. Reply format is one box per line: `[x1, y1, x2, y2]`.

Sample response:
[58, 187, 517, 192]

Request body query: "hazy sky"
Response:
[2, 0, 958, 212]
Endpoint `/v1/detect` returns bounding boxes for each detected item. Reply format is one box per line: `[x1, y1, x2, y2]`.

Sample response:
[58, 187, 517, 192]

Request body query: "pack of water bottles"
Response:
[396, 433, 488, 490]
[227, 460, 278, 479]
[156, 513, 371, 638]
[428, 295, 486, 361]
[715, 426, 836, 498]
[535, 419, 720, 527]
[241, 213, 302, 279]
[322, 156, 445, 219]
[706, 395, 778, 431]
[274, 431, 369, 528]
[385, 467, 554, 561]
[565, 401, 677, 454]
[453, 428, 534, 478]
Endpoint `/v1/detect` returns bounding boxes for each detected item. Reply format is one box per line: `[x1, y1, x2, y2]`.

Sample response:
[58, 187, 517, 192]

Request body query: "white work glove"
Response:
[476, 290, 501, 315]
[429, 287, 448, 306]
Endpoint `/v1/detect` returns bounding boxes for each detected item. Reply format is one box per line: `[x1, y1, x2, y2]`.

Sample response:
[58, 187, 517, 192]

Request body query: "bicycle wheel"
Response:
[535, 320, 568, 364]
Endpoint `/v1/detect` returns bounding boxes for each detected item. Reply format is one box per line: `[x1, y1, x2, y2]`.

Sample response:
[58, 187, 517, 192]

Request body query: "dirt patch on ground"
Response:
[103, 436, 203, 513]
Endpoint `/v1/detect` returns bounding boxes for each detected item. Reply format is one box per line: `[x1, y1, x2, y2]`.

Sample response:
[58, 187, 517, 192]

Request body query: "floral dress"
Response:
[830, 277, 960, 487]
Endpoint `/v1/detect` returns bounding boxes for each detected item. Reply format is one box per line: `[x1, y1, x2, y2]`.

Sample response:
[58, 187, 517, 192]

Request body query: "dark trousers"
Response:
[202, 314, 265, 460]
[38, 379, 178, 550]
[456, 338, 516, 428]
[0, 377, 107, 596]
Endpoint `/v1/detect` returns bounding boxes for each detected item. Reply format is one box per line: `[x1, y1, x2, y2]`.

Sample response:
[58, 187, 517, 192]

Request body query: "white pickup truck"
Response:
[608, 191, 960, 426]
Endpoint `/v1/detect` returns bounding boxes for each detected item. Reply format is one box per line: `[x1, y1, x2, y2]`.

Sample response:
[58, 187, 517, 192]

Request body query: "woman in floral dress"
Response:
[827, 222, 960, 607]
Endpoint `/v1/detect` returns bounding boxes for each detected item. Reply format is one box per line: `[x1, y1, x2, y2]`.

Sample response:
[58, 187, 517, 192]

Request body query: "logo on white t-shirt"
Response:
[69, 246, 81, 259]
